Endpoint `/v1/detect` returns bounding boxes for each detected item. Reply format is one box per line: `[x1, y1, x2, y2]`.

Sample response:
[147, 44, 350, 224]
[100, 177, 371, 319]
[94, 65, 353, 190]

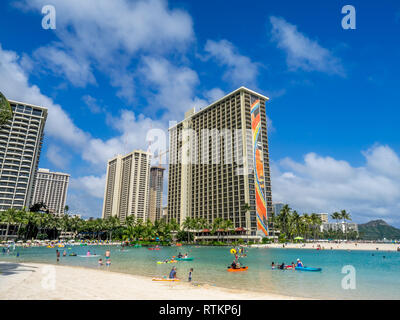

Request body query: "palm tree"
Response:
[310, 213, 322, 240]
[331, 212, 341, 239]
[1, 209, 17, 240]
[341, 210, 351, 240]
[290, 211, 301, 240]
[122, 225, 136, 241]
[182, 217, 193, 243]
[241, 203, 252, 242]
[212, 217, 224, 242]
[277, 204, 291, 239]
[106, 216, 120, 241]
[223, 219, 234, 242]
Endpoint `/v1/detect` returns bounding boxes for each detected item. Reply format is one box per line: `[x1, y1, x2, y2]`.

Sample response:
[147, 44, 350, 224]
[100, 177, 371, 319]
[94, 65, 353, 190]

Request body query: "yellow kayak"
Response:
[152, 278, 180, 281]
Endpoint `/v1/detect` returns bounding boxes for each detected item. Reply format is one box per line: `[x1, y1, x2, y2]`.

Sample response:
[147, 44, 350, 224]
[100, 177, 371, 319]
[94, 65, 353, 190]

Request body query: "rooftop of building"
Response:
[169, 86, 269, 130]
[108, 149, 152, 163]
[38, 168, 70, 176]
[9, 99, 49, 112]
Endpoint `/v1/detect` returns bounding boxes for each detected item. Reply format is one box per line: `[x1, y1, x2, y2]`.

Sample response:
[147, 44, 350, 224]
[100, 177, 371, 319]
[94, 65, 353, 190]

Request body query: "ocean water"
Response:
[1, 245, 399, 299]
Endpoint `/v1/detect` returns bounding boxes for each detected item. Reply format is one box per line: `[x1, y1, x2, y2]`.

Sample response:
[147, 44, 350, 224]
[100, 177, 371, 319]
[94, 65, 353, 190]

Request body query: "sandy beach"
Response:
[253, 242, 400, 252]
[0, 262, 300, 300]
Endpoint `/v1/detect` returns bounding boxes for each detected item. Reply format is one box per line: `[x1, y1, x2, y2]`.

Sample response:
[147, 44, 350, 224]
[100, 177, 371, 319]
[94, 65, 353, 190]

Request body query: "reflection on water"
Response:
[1, 245, 400, 299]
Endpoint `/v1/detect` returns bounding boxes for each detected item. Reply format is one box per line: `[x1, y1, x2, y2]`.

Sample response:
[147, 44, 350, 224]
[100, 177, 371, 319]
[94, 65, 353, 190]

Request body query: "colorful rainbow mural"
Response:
[250, 99, 268, 236]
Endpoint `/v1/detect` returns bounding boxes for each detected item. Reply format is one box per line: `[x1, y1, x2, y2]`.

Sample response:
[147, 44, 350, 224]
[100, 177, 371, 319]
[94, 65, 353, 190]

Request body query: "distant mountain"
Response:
[358, 220, 400, 240]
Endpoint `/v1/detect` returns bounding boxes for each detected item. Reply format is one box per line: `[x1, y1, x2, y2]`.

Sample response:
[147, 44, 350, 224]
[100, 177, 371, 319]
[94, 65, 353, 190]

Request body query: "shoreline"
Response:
[0, 262, 304, 300]
[252, 242, 400, 252]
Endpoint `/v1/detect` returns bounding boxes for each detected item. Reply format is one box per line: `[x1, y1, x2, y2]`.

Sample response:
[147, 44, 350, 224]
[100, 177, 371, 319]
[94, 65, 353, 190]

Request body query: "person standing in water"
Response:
[188, 268, 193, 282]
[169, 266, 177, 279]
[56, 249, 60, 262]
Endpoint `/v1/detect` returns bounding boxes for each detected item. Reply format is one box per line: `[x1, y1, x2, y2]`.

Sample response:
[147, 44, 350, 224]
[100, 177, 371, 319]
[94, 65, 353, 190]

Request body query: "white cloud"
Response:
[46, 144, 71, 169]
[271, 144, 400, 225]
[204, 39, 259, 87]
[70, 174, 106, 199]
[17, 0, 194, 99]
[0, 44, 89, 148]
[33, 46, 96, 87]
[204, 88, 225, 103]
[139, 56, 207, 119]
[269, 16, 345, 76]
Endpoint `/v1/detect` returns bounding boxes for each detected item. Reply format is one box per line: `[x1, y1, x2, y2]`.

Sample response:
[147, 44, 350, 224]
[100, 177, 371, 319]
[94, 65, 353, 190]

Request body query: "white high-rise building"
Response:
[102, 150, 151, 221]
[32, 168, 70, 215]
[0, 100, 47, 211]
[148, 166, 165, 223]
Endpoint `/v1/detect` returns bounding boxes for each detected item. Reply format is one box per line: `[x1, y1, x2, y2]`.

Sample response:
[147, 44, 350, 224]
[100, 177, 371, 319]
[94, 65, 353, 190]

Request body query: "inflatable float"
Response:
[157, 260, 177, 264]
[227, 266, 248, 272]
[152, 278, 180, 281]
[148, 247, 160, 251]
[78, 255, 100, 258]
[176, 257, 194, 261]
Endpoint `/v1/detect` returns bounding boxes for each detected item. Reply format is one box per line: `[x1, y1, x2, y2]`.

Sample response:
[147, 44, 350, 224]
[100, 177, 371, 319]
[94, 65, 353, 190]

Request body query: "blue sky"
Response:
[0, 0, 399, 225]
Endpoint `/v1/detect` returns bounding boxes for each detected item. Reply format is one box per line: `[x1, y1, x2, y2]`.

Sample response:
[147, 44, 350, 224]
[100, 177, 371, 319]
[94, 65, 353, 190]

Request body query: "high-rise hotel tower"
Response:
[148, 166, 165, 223]
[102, 150, 151, 221]
[0, 100, 47, 211]
[168, 87, 272, 239]
[32, 168, 70, 215]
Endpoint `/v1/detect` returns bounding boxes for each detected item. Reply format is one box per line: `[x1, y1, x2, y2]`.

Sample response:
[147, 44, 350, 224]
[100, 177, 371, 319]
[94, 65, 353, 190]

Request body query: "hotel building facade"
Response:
[148, 166, 165, 223]
[31, 168, 70, 215]
[102, 150, 151, 221]
[167, 87, 273, 240]
[0, 100, 47, 211]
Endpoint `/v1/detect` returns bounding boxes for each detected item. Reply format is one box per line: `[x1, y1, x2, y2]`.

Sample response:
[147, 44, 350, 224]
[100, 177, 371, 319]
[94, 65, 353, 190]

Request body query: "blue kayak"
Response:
[295, 266, 322, 272]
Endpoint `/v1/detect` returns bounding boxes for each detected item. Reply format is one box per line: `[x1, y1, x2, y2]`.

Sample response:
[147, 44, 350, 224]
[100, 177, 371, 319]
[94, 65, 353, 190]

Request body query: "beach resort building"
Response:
[148, 166, 165, 223]
[167, 87, 273, 241]
[102, 150, 151, 221]
[320, 222, 358, 234]
[273, 202, 284, 215]
[31, 168, 70, 215]
[316, 213, 329, 224]
[0, 100, 47, 211]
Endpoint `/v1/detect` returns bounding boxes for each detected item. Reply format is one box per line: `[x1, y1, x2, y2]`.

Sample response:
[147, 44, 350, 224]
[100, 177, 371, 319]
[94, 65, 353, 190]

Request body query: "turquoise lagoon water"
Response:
[1, 245, 400, 299]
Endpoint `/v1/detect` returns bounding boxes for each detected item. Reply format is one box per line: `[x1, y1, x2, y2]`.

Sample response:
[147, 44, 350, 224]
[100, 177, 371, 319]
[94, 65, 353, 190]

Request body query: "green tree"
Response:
[0, 91, 13, 127]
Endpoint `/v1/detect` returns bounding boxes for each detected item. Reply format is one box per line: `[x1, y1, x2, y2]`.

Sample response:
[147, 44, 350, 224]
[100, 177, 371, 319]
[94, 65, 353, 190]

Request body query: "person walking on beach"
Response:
[188, 268, 193, 282]
[56, 249, 60, 262]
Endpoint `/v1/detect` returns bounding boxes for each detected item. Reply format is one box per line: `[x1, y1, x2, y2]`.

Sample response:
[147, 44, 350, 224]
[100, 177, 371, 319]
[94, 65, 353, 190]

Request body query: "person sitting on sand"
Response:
[296, 259, 304, 267]
[169, 266, 177, 279]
